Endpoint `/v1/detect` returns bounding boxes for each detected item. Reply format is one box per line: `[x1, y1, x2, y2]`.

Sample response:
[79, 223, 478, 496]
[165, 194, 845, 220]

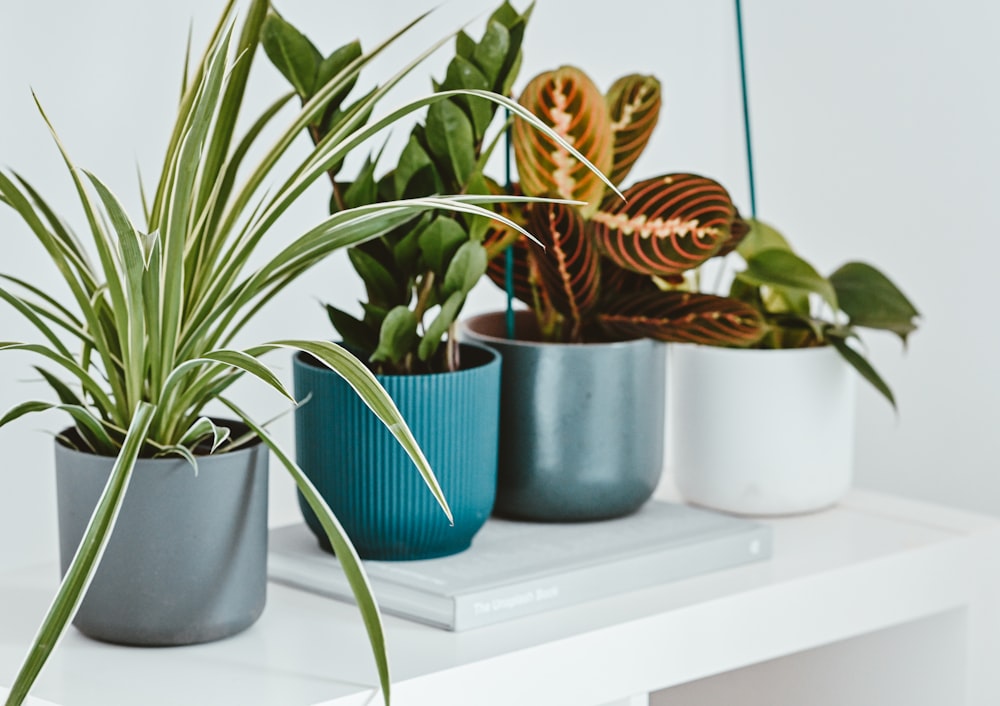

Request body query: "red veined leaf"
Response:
[597, 290, 765, 346]
[605, 74, 661, 186]
[485, 233, 535, 306]
[599, 256, 659, 302]
[526, 202, 601, 330]
[591, 173, 736, 276]
[513, 66, 613, 215]
[716, 211, 751, 258]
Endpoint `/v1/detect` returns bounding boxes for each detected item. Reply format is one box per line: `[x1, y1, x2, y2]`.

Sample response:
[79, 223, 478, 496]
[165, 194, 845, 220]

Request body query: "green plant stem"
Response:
[446, 321, 460, 372]
[413, 270, 436, 324]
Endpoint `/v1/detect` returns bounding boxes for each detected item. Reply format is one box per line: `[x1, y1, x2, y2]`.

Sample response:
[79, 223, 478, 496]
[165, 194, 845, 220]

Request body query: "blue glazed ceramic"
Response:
[293, 342, 500, 560]
[462, 311, 666, 522]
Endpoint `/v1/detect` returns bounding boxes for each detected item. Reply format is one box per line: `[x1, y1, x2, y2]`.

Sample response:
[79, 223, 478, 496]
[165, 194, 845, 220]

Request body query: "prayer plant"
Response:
[0, 2, 604, 704]
[484, 65, 766, 347]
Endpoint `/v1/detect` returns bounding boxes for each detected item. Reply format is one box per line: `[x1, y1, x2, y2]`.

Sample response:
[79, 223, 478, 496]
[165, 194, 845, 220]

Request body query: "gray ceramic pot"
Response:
[461, 311, 666, 521]
[54, 422, 268, 646]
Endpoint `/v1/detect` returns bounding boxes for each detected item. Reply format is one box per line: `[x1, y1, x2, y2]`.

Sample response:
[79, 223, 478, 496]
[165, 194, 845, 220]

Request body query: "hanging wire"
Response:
[735, 0, 757, 219]
[503, 108, 516, 338]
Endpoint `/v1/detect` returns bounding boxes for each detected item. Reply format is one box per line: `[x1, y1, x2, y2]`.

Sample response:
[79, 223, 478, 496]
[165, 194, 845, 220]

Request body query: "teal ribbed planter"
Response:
[293, 342, 500, 560]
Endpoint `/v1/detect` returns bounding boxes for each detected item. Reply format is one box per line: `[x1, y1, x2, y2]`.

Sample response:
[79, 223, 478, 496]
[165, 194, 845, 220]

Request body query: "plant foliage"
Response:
[0, 1, 559, 703]
[266, 2, 551, 374]
[485, 65, 766, 346]
[728, 219, 920, 408]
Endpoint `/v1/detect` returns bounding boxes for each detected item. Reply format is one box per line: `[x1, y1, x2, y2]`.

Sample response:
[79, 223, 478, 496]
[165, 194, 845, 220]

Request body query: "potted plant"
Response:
[668, 219, 921, 515]
[463, 65, 766, 522]
[0, 1, 593, 703]
[264, 2, 533, 559]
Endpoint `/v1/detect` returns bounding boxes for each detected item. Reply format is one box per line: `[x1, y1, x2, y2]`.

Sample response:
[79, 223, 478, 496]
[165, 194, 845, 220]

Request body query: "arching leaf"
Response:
[591, 173, 736, 276]
[526, 202, 600, 330]
[513, 66, 613, 215]
[829, 261, 919, 343]
[605, 74, 661, 186]
[597, 290, 765, 346]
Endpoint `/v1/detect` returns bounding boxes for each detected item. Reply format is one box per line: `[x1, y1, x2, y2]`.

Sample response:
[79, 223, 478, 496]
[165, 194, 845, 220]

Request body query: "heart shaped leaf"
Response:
[829, 261, 919, 344]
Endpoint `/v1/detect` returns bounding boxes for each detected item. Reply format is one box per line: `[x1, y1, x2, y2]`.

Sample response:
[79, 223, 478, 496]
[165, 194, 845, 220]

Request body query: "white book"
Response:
[268, 500, 772, 631]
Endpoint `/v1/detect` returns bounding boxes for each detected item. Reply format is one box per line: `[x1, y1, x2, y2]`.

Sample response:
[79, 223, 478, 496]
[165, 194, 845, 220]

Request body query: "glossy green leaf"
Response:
[393, 134, 437, 199]
[443, 240, 488, 297]
[325, 304, 378, 353]
[737, 248, 839, 312]
[418, 216, 468, 277]
[425, 99, 476, 185]
[443, 56, 492, 140]
[736, 218, 793, 260]
[829, 261, 919, 343]
[315, 40, 363, 118]
[371, 306, 419, 367]
[418, 290, 464, 361]
[455, 30, 475, 60]
[829, 333, 896, 409]
[260, 12, 321, 98]
[472, 19, 510, 88]
[348, 247, 403, 307]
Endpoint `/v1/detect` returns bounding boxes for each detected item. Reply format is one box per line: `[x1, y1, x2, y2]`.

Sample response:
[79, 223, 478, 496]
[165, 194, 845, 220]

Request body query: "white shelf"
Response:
[2, 489, 999, 705]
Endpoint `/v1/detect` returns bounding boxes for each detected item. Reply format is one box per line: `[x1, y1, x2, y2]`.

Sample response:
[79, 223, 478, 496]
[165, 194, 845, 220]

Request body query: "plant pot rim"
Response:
[672, 342, 840, 358]
[462, 310, 657, 350]
[54, 418, 261, 460]
[293, 340, 499, 380]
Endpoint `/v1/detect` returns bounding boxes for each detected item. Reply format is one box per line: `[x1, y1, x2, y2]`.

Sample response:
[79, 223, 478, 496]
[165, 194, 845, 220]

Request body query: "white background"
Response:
[0, 0, 997, 572]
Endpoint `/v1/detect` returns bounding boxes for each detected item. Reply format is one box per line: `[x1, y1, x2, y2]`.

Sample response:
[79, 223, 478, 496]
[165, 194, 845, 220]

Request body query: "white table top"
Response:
[2, 489, 999, 706]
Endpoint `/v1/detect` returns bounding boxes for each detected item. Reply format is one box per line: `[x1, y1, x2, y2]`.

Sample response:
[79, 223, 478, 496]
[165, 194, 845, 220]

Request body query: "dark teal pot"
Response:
[293, 342, 500, 560]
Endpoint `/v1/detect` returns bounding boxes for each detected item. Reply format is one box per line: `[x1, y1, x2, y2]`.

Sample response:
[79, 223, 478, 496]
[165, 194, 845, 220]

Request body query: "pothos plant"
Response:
[0, 2, 596, 704]
[483, 65, 766, 347]
[266, 2, 538, 374]
[722, 218, 920, 408]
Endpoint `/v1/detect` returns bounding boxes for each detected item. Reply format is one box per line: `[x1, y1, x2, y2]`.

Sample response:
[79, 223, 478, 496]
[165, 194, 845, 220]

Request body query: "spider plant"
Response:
[0, 2, 611, 704]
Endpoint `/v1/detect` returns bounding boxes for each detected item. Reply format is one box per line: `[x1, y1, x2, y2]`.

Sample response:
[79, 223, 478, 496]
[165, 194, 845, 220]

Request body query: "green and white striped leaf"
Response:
[4, 403, 155, 706]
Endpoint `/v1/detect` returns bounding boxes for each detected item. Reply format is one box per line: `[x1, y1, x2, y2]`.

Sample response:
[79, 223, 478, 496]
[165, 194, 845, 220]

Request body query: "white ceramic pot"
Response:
[668, 344, 855, 516]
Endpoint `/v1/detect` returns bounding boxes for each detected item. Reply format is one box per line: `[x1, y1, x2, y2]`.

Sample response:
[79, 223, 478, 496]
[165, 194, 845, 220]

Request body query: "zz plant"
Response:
[0, 2, 595, 704]
[265, 2, 536, 374]
[484, 65, 765, 347]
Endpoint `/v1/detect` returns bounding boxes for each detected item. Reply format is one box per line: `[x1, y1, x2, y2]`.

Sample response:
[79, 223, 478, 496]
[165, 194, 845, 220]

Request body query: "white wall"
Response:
[0, 0, 996, 572]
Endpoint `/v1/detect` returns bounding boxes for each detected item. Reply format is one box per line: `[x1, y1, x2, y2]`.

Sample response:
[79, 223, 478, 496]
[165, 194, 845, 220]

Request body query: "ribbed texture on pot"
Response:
[293, 343, 500, 560]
